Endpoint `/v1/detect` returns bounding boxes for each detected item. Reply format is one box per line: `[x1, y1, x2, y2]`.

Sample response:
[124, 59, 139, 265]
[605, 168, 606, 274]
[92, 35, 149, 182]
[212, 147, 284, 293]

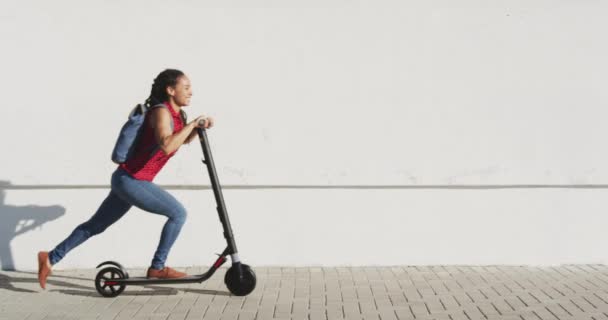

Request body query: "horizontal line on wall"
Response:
[1, 184, 608, 190]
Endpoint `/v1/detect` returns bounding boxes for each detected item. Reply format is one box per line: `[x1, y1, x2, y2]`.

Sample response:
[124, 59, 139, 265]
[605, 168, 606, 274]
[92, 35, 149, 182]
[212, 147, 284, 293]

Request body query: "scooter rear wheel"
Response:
[95, 266, 127, 297]
[225, 263, 256, 296]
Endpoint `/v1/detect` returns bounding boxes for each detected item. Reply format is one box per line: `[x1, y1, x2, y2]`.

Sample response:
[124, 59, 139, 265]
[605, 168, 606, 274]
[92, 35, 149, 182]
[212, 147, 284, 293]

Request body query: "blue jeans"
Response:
[49, 168, 187, 270]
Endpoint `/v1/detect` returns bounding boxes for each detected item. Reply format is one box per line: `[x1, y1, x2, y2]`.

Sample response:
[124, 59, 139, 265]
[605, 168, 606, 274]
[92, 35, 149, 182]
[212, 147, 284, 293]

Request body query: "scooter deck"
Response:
[111, 274, 210, 285]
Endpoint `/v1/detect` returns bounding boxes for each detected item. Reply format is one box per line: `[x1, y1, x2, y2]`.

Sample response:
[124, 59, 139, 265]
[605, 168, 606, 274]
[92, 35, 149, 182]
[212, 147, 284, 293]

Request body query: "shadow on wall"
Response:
[0, 181, 65, 271]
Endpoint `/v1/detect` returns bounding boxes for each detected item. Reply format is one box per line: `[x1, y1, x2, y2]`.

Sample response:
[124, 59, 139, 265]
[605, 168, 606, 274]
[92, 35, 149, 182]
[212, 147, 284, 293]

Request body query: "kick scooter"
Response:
[94, 124, 256, 297]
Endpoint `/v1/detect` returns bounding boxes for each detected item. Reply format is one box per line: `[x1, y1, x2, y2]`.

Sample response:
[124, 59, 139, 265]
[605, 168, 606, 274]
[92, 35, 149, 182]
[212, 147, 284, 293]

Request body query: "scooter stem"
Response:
[197, 127, 238, 256]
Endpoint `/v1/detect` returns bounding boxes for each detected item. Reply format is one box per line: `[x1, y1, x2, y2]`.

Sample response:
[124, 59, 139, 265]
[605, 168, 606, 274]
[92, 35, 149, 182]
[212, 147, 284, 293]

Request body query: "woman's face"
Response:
[168, 75, 192, 106]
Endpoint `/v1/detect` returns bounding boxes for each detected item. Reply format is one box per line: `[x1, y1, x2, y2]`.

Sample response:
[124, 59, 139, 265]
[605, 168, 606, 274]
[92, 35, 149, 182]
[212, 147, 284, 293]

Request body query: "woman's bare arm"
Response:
[150, 108, 199, 154]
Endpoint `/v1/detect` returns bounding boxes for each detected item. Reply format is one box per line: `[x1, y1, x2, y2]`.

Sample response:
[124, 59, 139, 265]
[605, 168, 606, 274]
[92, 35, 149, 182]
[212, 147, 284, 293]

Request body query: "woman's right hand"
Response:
[191, 115, 209, 128]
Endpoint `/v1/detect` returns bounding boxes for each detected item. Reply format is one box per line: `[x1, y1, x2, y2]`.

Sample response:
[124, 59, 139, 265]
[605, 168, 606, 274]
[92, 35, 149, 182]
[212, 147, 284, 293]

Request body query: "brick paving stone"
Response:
[590, 312, 608, 320]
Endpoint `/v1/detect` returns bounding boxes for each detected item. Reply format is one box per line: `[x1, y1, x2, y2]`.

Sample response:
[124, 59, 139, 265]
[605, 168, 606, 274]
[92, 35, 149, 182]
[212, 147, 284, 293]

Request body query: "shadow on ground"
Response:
[0, 271, 230, 297]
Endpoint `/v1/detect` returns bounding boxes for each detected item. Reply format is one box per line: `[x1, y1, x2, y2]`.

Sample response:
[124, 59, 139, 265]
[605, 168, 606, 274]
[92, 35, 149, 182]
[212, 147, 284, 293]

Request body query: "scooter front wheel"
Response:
[95, 266, 127, 297]
[225, 263, 256, 296]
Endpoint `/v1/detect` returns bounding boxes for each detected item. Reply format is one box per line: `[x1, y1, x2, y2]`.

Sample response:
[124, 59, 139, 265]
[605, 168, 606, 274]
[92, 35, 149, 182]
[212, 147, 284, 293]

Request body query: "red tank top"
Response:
[119, 102, 185, 181]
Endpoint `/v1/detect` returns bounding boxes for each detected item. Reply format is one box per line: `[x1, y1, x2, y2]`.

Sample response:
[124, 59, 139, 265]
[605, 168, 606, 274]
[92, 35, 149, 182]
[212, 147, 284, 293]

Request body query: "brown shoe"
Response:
[37, 251, 52, 289]
[146, 266, 187, 279]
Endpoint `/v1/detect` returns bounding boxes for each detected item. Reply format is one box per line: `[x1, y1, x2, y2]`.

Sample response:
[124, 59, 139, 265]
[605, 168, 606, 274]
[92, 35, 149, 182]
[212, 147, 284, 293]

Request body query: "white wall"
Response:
[1, 0, 606, 270]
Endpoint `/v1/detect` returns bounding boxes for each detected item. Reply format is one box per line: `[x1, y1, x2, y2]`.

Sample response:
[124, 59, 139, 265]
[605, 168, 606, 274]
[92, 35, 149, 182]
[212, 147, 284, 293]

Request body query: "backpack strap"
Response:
[179, 109, 188, 125]
[149, 103, 175, 131]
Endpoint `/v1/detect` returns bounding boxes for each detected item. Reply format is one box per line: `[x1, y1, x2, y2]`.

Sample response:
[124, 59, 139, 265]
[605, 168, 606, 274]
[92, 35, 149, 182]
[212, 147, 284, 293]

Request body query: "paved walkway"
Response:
[1, 265, 607, 320]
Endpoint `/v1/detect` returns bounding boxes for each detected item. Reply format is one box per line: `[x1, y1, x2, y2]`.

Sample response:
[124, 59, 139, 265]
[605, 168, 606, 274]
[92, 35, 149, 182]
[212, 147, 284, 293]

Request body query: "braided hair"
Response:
[145, 69, 185, 107]
[145, 69, 188, 123]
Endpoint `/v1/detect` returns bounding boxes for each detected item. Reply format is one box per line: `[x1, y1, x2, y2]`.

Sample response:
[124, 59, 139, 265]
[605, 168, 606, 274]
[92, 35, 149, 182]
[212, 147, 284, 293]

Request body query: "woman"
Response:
[37, 69, 213, 289]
